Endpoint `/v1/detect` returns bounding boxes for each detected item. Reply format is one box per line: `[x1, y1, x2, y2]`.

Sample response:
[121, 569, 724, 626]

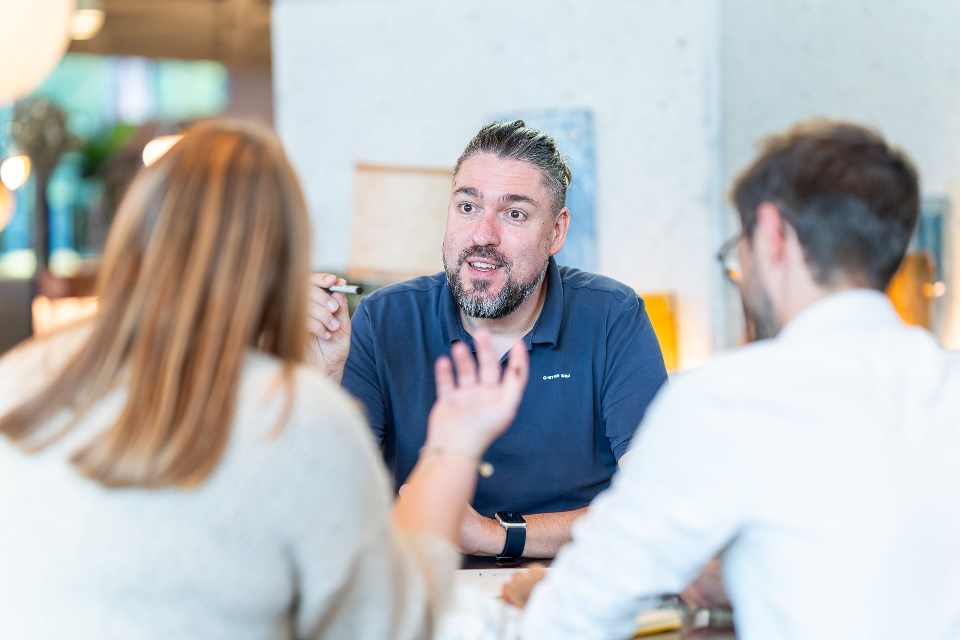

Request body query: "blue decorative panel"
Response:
[494, 109, 597, 271]
[911, 197, 947, 282]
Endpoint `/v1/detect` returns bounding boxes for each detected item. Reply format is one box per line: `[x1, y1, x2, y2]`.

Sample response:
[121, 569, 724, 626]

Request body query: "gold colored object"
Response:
[639, 293, 678, 372]
[886, 252, 937, 329]
[419, 445, 494, 477]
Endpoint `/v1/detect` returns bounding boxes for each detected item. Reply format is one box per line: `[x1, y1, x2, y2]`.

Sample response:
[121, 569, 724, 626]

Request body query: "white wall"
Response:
[274, 0, 724, 370]
[722, 0, 959, 196]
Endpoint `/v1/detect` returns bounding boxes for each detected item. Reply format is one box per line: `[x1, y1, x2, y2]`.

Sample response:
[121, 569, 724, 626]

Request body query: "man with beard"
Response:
[308, 120, 668, 560]
[503, 120, 960, 640]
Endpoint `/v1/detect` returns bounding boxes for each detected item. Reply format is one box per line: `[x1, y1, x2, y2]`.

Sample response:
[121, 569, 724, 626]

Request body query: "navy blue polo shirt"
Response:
[341, 257, 667, 517]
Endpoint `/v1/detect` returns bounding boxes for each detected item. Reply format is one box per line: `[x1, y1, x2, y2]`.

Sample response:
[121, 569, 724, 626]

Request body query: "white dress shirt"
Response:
[522, 290, 960, 640]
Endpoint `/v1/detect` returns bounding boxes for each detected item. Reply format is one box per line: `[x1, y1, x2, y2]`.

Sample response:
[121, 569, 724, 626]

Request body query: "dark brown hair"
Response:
[731, 120, 920, 291]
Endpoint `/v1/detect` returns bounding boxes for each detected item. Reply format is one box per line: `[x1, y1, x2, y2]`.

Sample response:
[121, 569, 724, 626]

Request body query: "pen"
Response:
[326, 284, 364, 295]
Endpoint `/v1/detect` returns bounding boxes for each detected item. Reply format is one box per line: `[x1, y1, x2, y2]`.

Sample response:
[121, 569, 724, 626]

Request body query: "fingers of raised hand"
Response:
[473, 330, 500, 386]
[450, 340, 478, 389]
[433, 352, 456, 400]
[504, 340, 529, 396]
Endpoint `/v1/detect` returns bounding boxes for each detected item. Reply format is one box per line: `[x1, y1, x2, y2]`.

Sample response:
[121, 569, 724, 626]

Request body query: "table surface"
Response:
[452, 564, 736, 639]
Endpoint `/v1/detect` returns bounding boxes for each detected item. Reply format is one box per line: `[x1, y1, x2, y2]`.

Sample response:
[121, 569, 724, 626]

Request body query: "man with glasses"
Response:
[505, 119, 960, 639]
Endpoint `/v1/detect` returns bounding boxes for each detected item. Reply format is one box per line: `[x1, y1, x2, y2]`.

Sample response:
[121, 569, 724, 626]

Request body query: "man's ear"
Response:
[753, 202, 786, 265]
[549, 207, 570, 256]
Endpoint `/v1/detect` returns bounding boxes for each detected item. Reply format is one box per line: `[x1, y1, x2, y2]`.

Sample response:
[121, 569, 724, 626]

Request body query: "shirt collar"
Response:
[440, 256, 563, 349]
[531, 256, 562, 348]
[777, 289, 902, 343]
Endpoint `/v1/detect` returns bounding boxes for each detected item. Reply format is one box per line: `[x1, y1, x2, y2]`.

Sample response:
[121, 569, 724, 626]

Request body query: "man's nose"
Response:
[471, 212, 500, 246]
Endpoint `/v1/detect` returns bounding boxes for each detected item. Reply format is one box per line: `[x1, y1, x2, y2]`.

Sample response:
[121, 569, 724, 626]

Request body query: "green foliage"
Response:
[78, 122, 140, 179]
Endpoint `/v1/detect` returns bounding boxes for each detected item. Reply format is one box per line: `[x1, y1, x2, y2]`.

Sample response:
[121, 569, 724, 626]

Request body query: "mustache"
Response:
[458, 245, 510, 268]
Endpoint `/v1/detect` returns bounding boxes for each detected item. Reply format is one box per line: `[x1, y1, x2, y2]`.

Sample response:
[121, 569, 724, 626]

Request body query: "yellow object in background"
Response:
[886, 252, 937, 330]
[640, 293, 678, 372]
[0, 186, 14, 232]
[633, 608, 684, 636]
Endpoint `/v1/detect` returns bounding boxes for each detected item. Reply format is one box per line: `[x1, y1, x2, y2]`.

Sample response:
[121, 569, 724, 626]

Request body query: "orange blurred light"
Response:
[0, 186, 14, 232]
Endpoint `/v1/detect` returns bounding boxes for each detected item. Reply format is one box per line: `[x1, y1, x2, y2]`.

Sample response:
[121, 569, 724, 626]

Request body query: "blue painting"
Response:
[911, 197, 947, 282]
[493, 109, 596, 271]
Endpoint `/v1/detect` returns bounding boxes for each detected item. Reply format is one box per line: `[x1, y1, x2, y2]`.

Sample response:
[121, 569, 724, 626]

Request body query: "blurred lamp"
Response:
[142, 135, 183, 167]
[0, 0, 74, 104]
[71, 0, 105, 41]
[0, 152, 31, 191]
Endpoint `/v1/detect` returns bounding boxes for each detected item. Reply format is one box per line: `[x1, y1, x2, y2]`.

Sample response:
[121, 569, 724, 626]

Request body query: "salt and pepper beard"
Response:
[444, 245, 548, 319]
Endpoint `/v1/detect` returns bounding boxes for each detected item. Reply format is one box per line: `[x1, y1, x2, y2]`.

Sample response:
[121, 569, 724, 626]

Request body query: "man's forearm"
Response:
[467, 507, 589, 558]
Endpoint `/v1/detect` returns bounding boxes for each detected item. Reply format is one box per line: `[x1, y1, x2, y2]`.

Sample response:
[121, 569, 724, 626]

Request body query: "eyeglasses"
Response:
[715, 234, 742, 284]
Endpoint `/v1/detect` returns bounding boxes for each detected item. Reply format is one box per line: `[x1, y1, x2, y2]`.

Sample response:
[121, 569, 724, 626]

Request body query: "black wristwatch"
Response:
[495, 511, 527, 564]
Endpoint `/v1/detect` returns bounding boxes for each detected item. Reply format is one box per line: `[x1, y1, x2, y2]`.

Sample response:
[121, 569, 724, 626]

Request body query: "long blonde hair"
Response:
[0, 119, 310, 488]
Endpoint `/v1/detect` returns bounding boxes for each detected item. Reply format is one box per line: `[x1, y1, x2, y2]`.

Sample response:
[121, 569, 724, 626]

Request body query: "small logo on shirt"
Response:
[542, 373, 571, 381]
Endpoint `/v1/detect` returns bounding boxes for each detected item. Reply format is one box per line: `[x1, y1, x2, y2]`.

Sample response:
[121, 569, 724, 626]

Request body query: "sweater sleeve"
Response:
[279, 374, 460, 639]
[341, 300, 389, 445]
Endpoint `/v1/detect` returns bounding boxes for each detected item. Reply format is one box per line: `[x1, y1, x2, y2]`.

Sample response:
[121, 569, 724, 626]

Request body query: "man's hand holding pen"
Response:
[307, 273, 360, 383]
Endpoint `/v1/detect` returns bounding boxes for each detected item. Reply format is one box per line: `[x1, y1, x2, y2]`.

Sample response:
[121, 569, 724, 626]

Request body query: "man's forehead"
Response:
[452, 154, 547, 202]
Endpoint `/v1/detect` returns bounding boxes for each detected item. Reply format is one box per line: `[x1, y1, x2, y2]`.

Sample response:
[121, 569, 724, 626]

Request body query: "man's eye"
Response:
[507, 210, 525, 221]
[460, 203, 475, 214]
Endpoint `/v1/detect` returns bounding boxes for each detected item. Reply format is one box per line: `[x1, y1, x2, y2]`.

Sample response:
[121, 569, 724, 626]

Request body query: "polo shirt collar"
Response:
[440, 256, 563, 350]
[531, 256, 563, 348]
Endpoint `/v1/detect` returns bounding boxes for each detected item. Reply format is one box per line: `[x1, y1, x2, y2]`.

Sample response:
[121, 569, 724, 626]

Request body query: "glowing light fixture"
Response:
[142, 135, 183, 167]
[71, 0, 106, 41]
[0, 0, 73, 104]
[0, 152, 31, 191]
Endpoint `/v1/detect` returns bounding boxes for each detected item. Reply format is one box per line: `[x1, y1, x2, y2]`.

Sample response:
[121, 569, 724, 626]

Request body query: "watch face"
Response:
[496, 511, 526, 524]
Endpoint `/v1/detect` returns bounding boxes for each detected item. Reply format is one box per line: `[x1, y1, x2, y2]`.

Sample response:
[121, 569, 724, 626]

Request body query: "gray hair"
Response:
[454, 120, 572, 214]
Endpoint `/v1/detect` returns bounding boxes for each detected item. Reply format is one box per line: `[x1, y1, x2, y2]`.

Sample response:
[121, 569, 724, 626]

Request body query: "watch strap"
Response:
[498, 523, 526, 560]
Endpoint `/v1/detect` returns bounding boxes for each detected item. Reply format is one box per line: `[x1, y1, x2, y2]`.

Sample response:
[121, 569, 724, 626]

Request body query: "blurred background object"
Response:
[70, 0, 106, 42]
[0, 0, 273, 355]
[67, 0, 271, 67]
[885, 197, 954, 336]
[12, 98, 80, 273]
[0, 0, 74, 104]
[887, 253, 938, 329]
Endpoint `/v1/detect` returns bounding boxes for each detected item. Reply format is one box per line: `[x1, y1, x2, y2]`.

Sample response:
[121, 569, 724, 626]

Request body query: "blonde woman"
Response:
[0, 119, 528, 639]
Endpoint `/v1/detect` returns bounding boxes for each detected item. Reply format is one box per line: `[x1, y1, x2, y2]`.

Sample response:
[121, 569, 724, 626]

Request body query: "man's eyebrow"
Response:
[501, 194, 538, 207]
[452, 187, 539, 207]
[454, 186, 482, 199]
